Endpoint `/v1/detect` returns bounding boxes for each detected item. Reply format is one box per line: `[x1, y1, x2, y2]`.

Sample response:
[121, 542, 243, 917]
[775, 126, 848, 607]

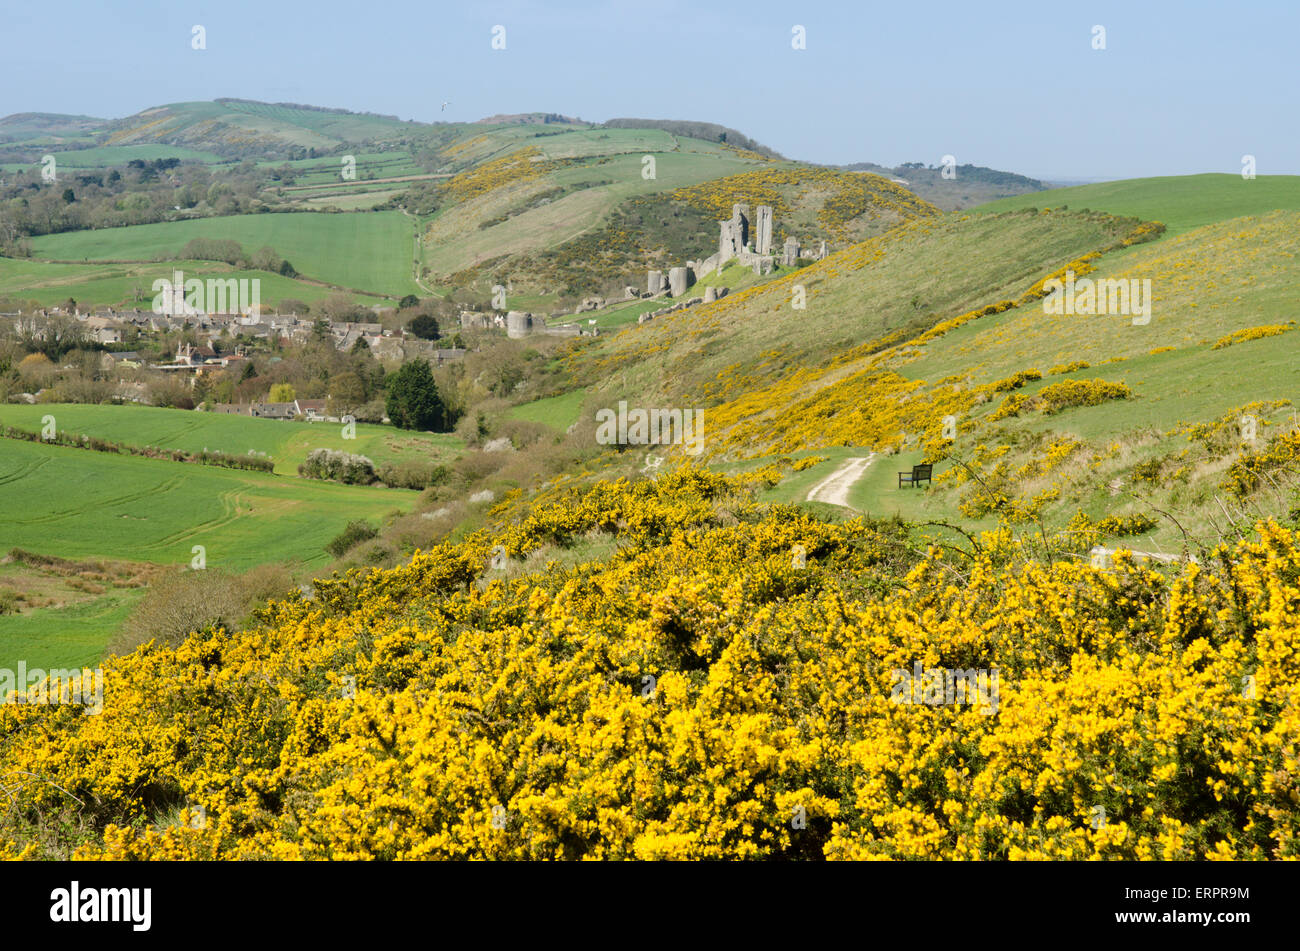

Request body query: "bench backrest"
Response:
[912, 464, 933, 479]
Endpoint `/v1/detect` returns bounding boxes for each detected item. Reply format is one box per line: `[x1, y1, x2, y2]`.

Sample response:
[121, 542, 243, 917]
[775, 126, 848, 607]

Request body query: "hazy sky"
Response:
[5, 0, 1296, 180]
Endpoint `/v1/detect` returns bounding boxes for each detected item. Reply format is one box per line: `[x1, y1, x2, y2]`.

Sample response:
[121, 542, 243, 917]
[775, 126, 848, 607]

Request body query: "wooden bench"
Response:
[898, 463, 933, 488]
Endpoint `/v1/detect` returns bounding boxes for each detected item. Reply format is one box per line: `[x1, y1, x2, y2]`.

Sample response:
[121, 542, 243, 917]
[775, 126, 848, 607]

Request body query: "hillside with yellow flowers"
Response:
[5, 173, 1300, 861]
[2, 467, 1297, 860]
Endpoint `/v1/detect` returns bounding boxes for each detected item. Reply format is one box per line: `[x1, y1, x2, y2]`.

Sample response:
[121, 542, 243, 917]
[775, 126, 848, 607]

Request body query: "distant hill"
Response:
[475, 113, 585, 126]
[0, 112, 106, 144]
[843, 161, 1048, 210]
[0, 100, 454, 162]
[603, 118, 784, 159]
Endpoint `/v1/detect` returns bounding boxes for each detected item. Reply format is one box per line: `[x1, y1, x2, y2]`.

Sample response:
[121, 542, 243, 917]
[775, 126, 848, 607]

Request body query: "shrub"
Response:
[1096, 512, 1158, 536]
[377, 461, 447, 490]
[326, 520, 379, 558]
[1223, 430, 1300, 497]
[988, 370, 1042, 393]
[1210, 323, 1293, 350]
[407, 314, 441, 340]
[1132, 457, 1166, 483]
[792, 455, 827, 472]
[1037, 379, 1132, 414]
[990, 393, 1031, 421]
[298, 448, 377, 485]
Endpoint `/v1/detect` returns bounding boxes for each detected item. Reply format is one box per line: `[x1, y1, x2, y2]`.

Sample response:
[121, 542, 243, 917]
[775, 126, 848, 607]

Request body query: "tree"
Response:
[398, 294, 420, 310]
[407, 314, 440, 340]
[385, 360, 447, 431]
[269, 382, 296, 402]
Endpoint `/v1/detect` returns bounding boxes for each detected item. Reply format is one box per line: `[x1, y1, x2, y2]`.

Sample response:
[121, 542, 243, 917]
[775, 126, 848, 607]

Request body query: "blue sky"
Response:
[5, 0, 1297, 180]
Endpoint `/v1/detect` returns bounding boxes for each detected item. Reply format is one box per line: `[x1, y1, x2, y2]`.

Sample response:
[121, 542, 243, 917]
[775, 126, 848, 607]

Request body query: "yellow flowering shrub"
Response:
[3, 470, 1296, 860]
[792, 455, 827, 472]
[1211, 323, 1294, 350]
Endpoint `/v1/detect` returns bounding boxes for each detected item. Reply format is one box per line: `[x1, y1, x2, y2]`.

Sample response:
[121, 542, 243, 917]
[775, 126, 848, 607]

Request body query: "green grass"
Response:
[530, 128, 678, 159]
[0, 437, 414, 571]
[0, 588, 142, 672]
[42, 144, 228, 167]
[29, 211, 420, 297]
[299, 188, 407, 211]
[977, 173, 1300, 234]
[0, 257, 387, 309]
[0, 404, 462, 476]
[0, 406, 456, 669]
[506, 389, 588, 430]
[260, 150, 420, 184]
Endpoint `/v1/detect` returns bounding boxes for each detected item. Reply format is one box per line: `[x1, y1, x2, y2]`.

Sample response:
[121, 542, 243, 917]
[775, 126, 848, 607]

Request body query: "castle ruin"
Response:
[647, 203, 827, 299]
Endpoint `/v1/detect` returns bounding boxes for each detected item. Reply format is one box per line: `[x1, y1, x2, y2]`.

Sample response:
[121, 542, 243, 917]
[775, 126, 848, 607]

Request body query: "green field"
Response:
[0, 406, 460, 668]
[0, 583, 142, 671]
[0, 257, 389, 309]
[0, 436, 427, 668]
[29, 211, 420, 297]
[0, 437, 417, 568]
[268, 151, 424, 186]
[41, 144, 229, 168]
[978, 173, 1300, 233]
[0, 405, 462, 476]
[506, 389, 588, 430]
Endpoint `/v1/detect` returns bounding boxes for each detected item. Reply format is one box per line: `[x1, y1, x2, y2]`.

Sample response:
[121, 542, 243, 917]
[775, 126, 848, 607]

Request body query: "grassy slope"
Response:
[44, 144, 229, 167]
[0, 257, 389, 308]
[0, 585, 142, 671]
[506, 389, 588, 430]
[0, 436, 424, 667]
[561, 174, 1300, 554]
[29, 211, 420, 297]
[0, 405, 462, 476]
[421, 143, 763, 279]
[583, 209, 1130, 404]
[977, 173, 1300, 234]
[0, 437, 414, 570]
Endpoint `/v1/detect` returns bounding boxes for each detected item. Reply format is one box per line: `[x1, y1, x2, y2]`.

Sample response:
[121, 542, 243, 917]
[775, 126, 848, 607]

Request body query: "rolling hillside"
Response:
[541, 173, 1300, 562]
[29, 211, 420, 298]
[977, 173, 1300, 233]
[0, 404, 462, 475]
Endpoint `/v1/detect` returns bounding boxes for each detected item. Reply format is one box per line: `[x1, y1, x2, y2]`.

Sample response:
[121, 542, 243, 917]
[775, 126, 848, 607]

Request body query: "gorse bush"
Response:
[1210, 323, 1294, 350]
[1, 468, 1298, 861]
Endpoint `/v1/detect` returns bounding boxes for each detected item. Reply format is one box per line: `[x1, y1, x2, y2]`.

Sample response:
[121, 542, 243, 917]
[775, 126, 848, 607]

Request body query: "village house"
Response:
[294, 399, 329, 421]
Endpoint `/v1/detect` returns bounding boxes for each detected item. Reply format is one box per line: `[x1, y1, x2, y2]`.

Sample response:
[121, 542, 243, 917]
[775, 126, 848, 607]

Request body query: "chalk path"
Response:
[804, 454, 876, 508]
